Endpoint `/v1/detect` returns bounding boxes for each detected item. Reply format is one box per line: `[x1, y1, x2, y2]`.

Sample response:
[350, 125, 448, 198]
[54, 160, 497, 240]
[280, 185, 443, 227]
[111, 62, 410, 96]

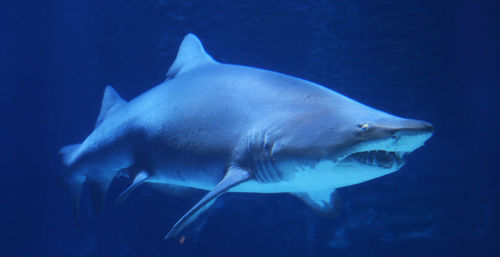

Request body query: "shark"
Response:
[59, 33, 434, 239]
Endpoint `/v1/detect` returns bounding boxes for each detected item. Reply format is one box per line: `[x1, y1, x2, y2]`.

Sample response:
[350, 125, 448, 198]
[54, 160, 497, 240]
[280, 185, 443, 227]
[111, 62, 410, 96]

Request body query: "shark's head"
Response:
[267, 93, 434, 190]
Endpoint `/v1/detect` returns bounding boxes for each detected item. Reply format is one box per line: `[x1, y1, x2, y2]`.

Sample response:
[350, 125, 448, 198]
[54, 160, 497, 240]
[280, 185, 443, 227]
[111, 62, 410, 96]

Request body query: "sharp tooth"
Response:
[370, 151, 376, 165]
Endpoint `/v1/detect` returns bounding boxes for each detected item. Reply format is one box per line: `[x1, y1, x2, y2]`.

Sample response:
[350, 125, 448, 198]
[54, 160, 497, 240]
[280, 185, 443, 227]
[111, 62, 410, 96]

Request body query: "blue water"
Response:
[2, 0, 499, 256]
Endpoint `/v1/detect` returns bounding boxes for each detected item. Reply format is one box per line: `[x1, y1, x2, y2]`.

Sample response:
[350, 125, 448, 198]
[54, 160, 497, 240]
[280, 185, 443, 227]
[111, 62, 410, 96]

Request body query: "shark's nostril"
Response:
[393, 120, 434, 136]
[425, 123, 434, 133]
[412, 120, 434, 133]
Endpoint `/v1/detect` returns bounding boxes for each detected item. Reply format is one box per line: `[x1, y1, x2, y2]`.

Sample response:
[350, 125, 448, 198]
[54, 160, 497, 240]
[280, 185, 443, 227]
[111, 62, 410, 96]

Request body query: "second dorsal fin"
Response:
[95, 85, 127, 128]
[166, 33, 216, 78]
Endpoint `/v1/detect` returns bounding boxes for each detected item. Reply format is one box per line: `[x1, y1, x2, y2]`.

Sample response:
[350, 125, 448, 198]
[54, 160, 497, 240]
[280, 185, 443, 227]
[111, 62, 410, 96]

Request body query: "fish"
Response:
[59, 33, 434, 239]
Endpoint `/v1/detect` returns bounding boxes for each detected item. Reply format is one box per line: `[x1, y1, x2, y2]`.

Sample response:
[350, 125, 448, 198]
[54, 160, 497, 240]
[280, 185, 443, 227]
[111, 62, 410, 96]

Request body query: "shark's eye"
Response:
[358, 123, 370, 131]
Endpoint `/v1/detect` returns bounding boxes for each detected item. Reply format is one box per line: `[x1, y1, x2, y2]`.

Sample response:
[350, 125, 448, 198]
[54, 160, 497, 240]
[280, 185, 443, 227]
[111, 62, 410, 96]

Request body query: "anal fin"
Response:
[292, 189, 341, 218]
[115, 171, 149, 204]
[164, 166, 250, 239]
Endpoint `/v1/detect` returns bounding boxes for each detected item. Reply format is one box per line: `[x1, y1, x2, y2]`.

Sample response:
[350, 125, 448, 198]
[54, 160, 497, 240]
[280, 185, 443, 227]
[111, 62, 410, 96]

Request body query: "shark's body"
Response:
[60, 34, 433, 239]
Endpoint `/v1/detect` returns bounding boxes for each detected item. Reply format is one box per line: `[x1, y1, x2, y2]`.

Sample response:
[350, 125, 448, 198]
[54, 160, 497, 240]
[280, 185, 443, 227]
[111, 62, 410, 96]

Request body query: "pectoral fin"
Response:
[164, 166, 250, 239]
[292, 189, 341, 218]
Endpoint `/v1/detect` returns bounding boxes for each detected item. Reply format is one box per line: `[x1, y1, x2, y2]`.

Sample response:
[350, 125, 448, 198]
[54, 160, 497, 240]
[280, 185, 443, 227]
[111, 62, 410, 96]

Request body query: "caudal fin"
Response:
[59, 142, 130, 217]
[59, 86, 130, 221]
[59, 143, 86, 224]
[59, 143, 81, 167]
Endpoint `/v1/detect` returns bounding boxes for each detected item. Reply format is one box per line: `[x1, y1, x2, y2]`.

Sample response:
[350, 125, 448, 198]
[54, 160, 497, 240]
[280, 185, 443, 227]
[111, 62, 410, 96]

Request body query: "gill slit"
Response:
[247, 128, 281, 183]
[255, 157, 280, 183]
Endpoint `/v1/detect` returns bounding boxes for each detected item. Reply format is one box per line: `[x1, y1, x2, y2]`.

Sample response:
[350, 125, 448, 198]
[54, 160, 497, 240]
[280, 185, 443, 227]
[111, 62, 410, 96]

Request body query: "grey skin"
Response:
[60, 34, 433, 239]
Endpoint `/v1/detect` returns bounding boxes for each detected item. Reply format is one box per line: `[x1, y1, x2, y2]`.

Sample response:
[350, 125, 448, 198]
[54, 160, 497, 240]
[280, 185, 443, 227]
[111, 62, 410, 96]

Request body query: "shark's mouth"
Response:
[342, 150, 408, 168]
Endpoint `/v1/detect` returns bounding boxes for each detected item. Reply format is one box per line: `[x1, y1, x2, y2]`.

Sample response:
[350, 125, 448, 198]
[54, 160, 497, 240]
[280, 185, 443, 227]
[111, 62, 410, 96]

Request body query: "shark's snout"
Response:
[393, 119, 434, 136]
[382, 119, 434, 154]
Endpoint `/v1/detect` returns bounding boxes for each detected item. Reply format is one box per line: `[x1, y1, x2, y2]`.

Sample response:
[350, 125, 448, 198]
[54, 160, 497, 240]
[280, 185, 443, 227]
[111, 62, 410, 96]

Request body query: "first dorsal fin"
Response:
[166, 33, 216, 78]
[95, 85, 127, 128]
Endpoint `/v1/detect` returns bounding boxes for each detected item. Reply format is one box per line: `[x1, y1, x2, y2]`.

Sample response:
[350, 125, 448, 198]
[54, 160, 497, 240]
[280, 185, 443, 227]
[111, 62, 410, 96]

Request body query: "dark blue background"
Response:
[2, 0, 499, 256]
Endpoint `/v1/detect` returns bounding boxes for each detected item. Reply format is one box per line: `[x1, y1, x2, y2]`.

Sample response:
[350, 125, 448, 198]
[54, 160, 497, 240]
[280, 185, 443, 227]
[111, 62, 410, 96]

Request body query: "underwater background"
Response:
[2, 0, 499, 256]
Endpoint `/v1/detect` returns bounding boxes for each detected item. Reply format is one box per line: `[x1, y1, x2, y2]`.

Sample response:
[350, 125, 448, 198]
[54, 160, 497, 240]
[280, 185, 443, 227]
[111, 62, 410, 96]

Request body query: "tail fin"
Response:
[59, 86, 132, 222]
[59, 142, 130, 217]
[59, 144, 81, 167]
[59, 144, 86, 224]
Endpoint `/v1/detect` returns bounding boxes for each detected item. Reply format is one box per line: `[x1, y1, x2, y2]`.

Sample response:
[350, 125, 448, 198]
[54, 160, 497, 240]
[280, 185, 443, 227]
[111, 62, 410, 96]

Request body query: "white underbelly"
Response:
[232, 161, 401, 193]
[147, 161, 401, 194]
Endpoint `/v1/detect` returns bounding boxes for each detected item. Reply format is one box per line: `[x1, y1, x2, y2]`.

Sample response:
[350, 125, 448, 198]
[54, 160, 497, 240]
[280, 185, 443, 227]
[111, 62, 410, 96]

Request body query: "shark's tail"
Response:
[59, 143, 86, 222]
[60, 143, 129, 218]
[60, 144, 81, 167]
[58, 86, 131, 221]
